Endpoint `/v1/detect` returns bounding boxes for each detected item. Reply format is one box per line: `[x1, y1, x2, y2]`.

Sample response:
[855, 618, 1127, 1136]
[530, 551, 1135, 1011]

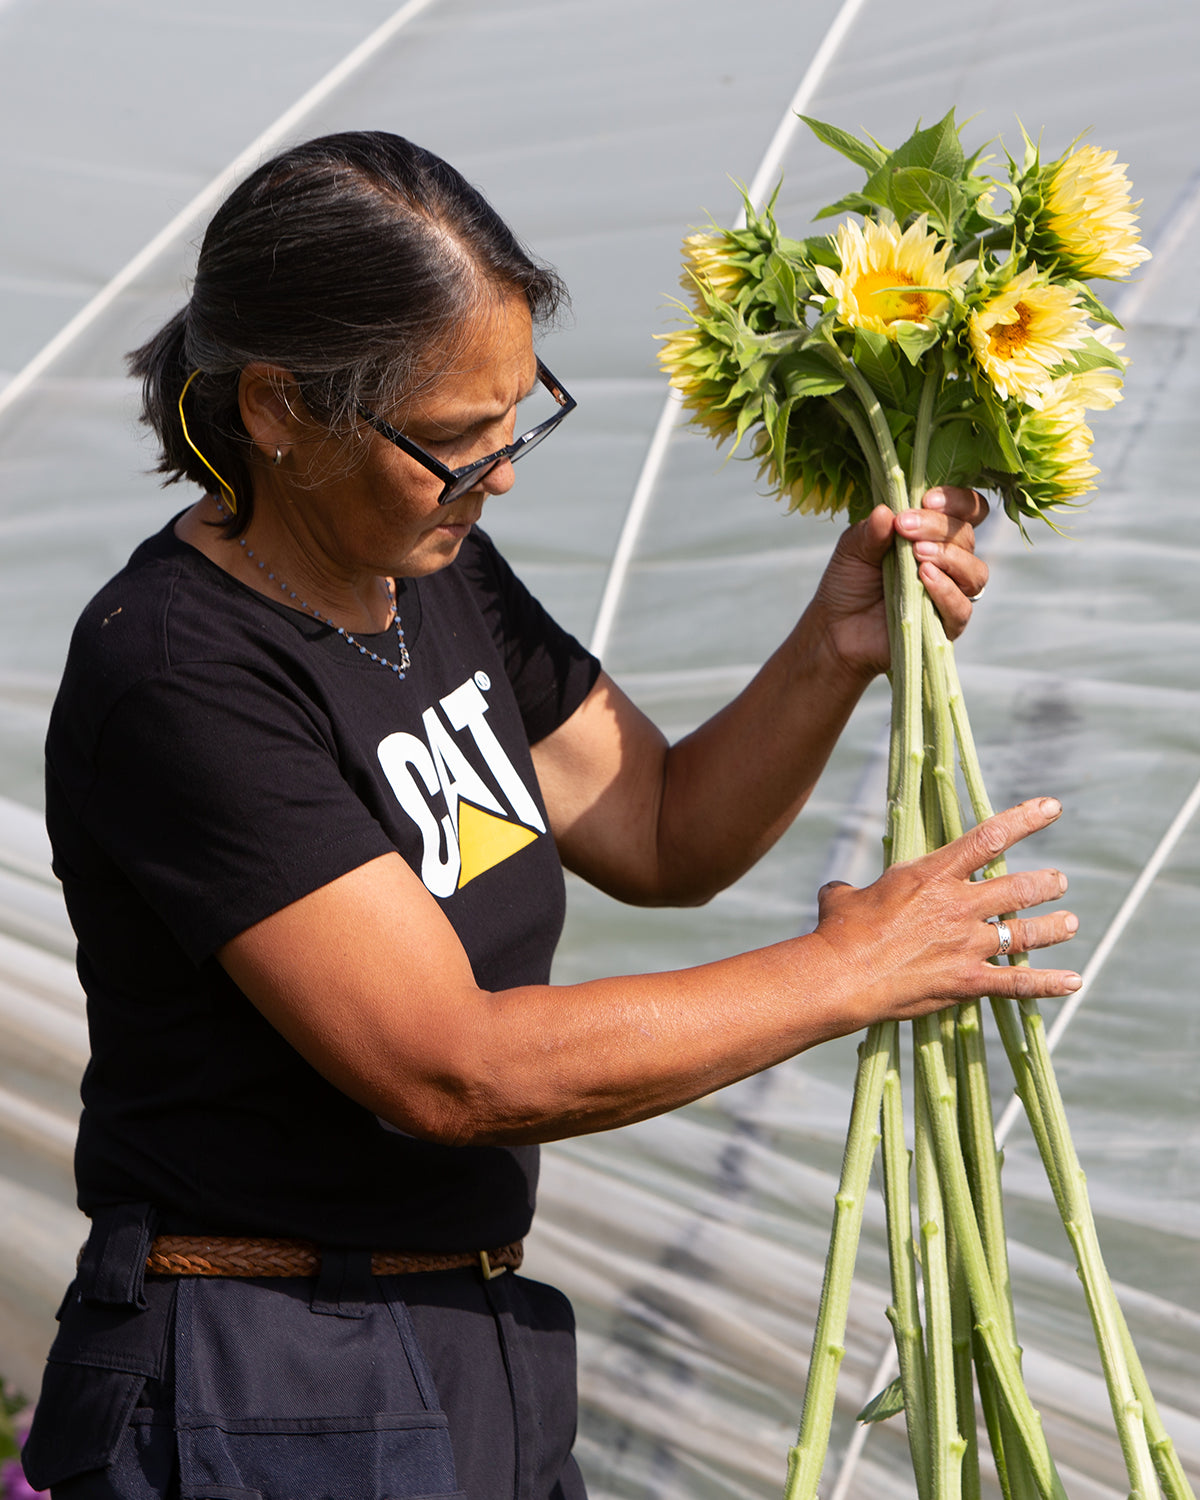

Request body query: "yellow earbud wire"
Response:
[178, 369, 238, 515]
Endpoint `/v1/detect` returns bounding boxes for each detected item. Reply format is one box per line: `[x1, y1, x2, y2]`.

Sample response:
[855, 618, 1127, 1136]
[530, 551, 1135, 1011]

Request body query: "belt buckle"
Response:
[479, 1249, 507, 1280]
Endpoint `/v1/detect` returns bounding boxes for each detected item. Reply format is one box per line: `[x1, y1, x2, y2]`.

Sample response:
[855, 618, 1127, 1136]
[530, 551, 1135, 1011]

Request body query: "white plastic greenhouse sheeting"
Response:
[1, 0, 1199, 1495]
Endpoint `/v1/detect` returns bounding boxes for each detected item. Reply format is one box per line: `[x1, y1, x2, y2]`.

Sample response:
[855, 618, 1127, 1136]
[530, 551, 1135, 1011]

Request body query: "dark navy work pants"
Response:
[23, 1207, 586, 1500]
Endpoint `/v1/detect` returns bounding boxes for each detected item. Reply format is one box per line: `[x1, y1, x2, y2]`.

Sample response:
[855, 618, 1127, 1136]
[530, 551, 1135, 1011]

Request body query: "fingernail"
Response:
[1058, 871, 1068, 894]
[1064, 974, 1082, 991]
[897, 512, 920, 532]
[923, 488, 947, 510]
[1039, 798, 1062, 819]
[913, 541, 936, 560]
[1065, 914, 1079, 933]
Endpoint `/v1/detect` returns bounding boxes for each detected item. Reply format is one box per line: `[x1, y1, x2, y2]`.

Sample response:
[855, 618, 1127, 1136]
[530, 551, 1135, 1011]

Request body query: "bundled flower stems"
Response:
[660, 113, 1195, 1500]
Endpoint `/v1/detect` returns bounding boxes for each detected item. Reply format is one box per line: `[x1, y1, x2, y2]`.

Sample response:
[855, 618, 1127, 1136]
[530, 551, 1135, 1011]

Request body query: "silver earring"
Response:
[273, 447, 283, 466]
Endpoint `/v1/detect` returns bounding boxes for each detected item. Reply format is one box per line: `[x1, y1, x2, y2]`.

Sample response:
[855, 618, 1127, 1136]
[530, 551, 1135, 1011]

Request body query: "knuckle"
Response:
[1007, 918, 1031, 952]
[977, 821, 1008, 860]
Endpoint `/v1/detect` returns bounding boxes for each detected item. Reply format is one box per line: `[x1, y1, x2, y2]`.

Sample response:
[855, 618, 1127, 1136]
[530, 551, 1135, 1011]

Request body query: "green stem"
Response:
[931, 610, 1179, 1499]
[882, 1023, 931, 1500]
[828, 391, 890, 506]
[947, 1183, 981, 1500]
[909, 364, 939, 510]
[784, 1028, 890, 1500]
[938, 1009, 980, 1500]
[955, 1001, 1017, 1343]
[1120, 1319, 1197, 1500]
[953, 226, 1012, 264]
[789, 342, 925, 1500]
[924, 609, 1176, 1500]
[914, 1028, 1068, 1500]
[915, 1015, 967, 1500]
[1020, 1010, 1162, 1500]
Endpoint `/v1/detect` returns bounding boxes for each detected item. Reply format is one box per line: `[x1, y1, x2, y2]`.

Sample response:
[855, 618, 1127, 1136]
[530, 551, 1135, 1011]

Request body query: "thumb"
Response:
[817, 879, 853, 918]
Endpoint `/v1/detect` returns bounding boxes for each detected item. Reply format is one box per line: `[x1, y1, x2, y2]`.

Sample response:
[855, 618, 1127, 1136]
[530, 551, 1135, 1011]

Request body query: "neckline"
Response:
[163, 514, 424, 658]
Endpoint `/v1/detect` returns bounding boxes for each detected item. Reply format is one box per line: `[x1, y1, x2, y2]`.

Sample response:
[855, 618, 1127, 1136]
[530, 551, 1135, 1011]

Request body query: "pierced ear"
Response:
[238, 363, 305, 461]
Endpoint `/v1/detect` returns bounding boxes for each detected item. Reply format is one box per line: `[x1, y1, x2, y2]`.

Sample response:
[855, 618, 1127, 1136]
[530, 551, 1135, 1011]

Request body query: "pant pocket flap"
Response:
[21, 1362, 146, 1489]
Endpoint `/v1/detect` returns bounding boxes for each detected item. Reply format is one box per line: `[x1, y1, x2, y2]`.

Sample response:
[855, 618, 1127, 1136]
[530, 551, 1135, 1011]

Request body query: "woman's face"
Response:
[281, 291, 539, 581]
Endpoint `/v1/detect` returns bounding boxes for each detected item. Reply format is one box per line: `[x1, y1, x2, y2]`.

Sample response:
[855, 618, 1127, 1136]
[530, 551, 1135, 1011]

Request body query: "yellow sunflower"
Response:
[657, 324, 740, 442]
[1019, 375, 1099, 501]
[680, 230, 745, 307]
[1069, 327, 1128, 412]
[816, 216, 972, 339]
[1041, 145, 1151, 280]
[967, 266, 1088, 406]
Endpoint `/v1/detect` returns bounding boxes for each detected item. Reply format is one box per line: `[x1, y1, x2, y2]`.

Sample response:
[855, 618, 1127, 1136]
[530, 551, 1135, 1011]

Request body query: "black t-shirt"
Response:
[45, 520, 600, 1249]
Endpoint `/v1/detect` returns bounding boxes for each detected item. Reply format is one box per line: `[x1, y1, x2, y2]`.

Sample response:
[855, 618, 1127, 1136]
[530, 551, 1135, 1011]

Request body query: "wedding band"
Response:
[967, 583, 987, 603]
[986, 916, 1012, 956]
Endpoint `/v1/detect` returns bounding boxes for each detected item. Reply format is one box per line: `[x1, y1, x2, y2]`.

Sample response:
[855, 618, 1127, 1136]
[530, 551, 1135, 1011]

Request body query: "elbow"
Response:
[379, 1086, 510, 1150]
[372, 1051, 539, 1149]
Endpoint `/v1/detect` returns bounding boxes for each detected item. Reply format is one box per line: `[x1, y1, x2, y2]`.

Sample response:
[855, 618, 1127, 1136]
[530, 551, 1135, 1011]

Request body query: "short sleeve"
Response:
[75, 663, 395, 964]
[459, 531, 601, 744]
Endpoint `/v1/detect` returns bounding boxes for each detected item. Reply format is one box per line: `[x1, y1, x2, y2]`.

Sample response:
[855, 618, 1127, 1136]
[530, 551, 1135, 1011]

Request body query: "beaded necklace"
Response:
[235, 536, 411, 678]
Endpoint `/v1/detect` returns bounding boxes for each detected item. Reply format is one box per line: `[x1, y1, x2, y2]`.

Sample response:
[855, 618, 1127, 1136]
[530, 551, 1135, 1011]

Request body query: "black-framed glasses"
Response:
[357, 360, 577, 505]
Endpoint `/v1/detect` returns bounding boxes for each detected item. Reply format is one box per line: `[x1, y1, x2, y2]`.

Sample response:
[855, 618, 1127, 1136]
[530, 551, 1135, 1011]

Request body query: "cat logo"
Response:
[376, 672, 545, 899]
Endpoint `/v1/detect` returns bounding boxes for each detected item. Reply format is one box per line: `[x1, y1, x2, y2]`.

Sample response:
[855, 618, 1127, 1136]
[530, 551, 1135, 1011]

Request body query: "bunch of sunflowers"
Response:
[662, 115, 1193, 1500]
[660, 114, 1141, 533]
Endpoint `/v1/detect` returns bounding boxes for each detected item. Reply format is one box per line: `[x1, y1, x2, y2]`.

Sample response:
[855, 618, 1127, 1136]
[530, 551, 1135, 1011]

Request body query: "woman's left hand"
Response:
[812, 486, 990, 678]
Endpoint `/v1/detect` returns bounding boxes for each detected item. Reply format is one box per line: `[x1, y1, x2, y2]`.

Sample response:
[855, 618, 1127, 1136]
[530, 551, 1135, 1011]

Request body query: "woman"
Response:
[25, 132, 1079, 1499]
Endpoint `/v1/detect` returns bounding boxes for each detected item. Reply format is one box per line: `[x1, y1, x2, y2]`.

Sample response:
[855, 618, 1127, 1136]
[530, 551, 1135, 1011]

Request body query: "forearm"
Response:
[222, 803, 1079, 1154]
[377, 935, 854, 1146]
[651, 600, 874, 902]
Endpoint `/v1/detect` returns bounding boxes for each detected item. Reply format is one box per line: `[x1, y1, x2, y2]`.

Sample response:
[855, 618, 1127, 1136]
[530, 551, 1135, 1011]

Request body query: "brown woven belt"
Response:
[144, 1235, 523, 1281]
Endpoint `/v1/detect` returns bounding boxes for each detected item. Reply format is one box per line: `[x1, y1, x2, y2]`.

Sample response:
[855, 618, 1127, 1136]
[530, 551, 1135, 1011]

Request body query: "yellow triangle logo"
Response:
[457, 801, 538, 888]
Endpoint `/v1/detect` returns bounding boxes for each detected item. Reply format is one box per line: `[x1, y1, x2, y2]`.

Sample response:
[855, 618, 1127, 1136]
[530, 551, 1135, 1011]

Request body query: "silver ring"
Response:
[967, 583, 987, 604]
[986, 916, 1012, 956]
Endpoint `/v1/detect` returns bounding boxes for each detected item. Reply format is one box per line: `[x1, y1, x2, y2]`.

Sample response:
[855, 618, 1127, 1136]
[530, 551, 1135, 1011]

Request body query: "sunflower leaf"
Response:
[776, 352, 846, 399]
[888, 167, 967, 238]
[853, 329, 910, 406]
[927, 419, 996, 487]
[886, 109, 965, 182]
[801, 116, 888, 173]
[855, 1374, 906, 1424]
[812, 190, 883, 222]
[974, 381, 1024, 472]
[894, 321, 942, 367]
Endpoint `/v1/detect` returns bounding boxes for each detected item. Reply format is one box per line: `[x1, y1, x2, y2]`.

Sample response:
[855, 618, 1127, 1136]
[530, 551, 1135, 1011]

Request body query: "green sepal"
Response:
[761, 253, 800, 324]
[800, 115, 888, 173]
[797, 233, 841, 269]
[1065, 280, 1123, 329]
[857, 1375, 907, 1425]
[1058, 335, 1126, 376]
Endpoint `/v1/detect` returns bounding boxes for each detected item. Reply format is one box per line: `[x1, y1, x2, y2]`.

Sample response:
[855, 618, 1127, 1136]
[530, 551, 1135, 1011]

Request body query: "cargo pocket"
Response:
[20, 1273, 174, 1492]
[20, 1362, 147, 1490]
[173, 1275, 466, 1500]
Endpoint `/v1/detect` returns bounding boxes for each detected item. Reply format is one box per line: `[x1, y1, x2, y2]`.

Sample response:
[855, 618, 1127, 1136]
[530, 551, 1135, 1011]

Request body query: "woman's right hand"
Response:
[811, 797, 1081, 1027]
